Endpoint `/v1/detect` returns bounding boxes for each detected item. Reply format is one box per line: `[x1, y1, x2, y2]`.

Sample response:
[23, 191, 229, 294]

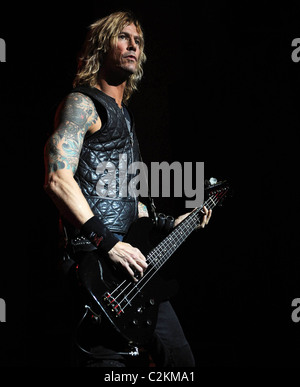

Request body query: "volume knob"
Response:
[148, 298, 155, 306]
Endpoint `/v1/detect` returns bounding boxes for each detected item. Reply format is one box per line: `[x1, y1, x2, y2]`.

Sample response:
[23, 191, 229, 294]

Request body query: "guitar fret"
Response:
[146, 186, 229, 272]
[119, 182, 229, 318]
[148, 215, 196, 268]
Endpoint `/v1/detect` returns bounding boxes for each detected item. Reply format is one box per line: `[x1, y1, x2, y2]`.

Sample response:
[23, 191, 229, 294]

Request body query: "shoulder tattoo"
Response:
[45, 92, 98, 174]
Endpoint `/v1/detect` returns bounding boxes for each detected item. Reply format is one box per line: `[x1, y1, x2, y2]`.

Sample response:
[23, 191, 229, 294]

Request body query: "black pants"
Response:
[147, 300, 195, 367]
[80, 300, 195, 367]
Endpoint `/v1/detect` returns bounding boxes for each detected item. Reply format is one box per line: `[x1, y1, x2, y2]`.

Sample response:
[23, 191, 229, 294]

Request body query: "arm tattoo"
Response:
[138, 201, 149, 218]
[45, 92, 98, 174]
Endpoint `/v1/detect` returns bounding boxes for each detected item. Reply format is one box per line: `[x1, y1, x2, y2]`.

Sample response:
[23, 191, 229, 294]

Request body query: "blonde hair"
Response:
[73, 11, 146, 103]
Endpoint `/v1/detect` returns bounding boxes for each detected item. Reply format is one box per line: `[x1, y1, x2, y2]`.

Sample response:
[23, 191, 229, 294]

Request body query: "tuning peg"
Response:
[205, 177, 218, 188]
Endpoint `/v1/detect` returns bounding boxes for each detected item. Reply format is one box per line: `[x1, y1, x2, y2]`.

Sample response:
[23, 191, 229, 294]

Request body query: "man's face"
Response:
[104, 23, 142, 76]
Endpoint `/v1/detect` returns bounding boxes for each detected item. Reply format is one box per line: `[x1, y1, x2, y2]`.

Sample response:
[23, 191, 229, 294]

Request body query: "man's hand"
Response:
[108, 242, 148, 282]
[174, 206, 212, 229]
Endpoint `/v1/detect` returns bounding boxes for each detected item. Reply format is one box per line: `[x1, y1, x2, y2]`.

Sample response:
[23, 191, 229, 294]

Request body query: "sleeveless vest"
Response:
[72, 86, 140, 234]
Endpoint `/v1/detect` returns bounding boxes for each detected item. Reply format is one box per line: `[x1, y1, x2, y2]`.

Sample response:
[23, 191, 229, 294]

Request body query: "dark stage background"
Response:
[0, 1, 299, 368]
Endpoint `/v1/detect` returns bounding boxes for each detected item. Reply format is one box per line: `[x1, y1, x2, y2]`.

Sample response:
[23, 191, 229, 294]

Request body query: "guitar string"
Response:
[103, 205, 205, 308]
[108, 196, 214, 299]
[106, 190, 226, 311]
[117, 190, 228, 311]
[120, 193, 224, 309]
[143, 191, 224, 270]
[107, 191, 224, 311]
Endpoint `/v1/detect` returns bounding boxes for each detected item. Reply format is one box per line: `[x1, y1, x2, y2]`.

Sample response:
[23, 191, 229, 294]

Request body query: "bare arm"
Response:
[138, 201, 149, 218]
[44, 92, 99, 227]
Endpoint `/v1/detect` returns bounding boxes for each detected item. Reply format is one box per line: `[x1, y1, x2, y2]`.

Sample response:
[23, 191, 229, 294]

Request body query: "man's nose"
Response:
[128, 37, 137, 51]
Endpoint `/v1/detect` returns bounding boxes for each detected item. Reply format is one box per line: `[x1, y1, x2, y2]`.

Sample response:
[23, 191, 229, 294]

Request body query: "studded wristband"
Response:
[81, 216, 119, 252]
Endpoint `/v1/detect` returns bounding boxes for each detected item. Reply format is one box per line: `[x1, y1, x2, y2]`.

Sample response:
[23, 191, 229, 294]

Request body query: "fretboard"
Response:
[147, 192, 221, 271]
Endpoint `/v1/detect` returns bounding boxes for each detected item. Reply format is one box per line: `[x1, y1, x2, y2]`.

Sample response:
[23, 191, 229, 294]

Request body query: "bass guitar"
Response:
[76, 178, 230, 351]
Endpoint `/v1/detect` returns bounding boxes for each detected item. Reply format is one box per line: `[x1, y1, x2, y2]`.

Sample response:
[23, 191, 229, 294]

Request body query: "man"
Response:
[44, 11, 211, 366]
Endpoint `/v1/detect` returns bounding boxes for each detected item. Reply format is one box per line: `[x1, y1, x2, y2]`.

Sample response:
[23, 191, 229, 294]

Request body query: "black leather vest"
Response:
[72, 86, 140, 234]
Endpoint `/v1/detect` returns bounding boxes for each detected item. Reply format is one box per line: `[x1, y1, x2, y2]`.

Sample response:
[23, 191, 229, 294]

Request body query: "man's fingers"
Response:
[199, 206, 212, 228]
[118, 258, 142, 282]
[131, 248, 148, 268]
[109, 242, 148, 281]
[207, 209, 212, 222]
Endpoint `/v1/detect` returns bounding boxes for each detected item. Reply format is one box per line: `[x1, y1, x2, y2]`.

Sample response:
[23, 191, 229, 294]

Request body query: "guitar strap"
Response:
[136, 145, 158, 220]
[137, 147, 175, 233]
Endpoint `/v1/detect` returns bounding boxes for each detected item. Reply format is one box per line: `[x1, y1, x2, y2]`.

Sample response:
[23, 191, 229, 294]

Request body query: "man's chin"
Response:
[120, 63, 137, 75]
[110, 64, 137, 83]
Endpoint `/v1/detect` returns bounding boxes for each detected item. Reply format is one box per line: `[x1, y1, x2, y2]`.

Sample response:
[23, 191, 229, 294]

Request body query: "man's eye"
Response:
[119, 34, 127, 40]
[135, 39, 141, 45]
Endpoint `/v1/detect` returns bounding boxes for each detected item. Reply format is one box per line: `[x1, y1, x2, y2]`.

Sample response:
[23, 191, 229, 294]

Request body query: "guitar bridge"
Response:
[103, 292, 124, 317]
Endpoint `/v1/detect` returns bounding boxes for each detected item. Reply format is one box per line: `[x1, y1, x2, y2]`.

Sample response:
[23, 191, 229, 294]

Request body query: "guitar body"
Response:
[75, 179, 229, 349]
[77, 217, 167, 347]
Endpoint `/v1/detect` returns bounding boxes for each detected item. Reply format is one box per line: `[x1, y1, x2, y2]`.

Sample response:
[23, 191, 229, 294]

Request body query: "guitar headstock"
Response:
[204, 177, 230, 208]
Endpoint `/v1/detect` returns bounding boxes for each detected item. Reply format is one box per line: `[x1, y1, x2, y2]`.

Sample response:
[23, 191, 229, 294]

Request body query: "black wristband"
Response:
[156, 213, 175, 234]
[81, 216, 119, 252]
[165, 215, 175, 231]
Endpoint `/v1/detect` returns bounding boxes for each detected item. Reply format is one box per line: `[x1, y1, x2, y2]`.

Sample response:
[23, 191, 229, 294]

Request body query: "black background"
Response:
[0, 1, 299, 368]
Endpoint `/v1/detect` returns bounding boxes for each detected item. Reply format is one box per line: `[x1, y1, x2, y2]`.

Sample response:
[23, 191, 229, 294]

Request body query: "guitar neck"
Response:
[145, 181, 229, 272]
[147, 197, 216, 270]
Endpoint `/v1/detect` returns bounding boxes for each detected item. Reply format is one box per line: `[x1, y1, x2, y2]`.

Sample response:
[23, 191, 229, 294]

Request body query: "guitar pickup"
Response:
[103, 292, 124, 317]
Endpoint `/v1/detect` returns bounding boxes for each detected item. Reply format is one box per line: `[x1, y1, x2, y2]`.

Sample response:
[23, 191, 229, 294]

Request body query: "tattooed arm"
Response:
[44, 92, 147, 279]
[138, 201, 149, 218]
[44, 92, 101, 228]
